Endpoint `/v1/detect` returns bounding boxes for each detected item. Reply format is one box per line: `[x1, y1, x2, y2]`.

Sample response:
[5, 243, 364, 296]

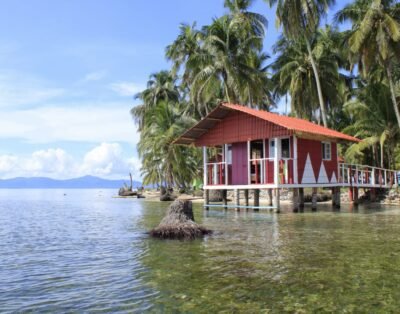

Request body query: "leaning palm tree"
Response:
[336, 0, 400, 128]
[265, 0, 335, 127]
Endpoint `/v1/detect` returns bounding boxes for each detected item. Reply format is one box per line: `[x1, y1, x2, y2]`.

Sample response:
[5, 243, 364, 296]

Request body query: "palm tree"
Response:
[224, 0, 268, 41]
[343, 82, 399, 168]
[190, 16, 271, 109]
[265, 0, 335, 126]
[271, 27, 348, 125]
[166, 5, 272, 117]
[336, 0, 400, 128]
[137, 101, 201, 188]
[131, 71, 180, 130]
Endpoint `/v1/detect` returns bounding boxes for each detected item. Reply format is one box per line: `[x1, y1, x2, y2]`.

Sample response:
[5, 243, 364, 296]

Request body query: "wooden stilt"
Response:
[273, 189, 280, 213]
[370, 188, 376, 202]
[348, 187, 353, 202]
[244, 189, 249, 207]
[292, 188, 299, 212]
[331, 188, 336, 207]
[234, 189, 240, 211]
[299, 188, 305, 210]
[222, 190, 228, 206]
[312, 187, 318, 211]
[335, 187, 341, 209]
[353, 187, 359, 206]
[253, 189, 260, 211]
[204, 189, 209, 210]
[267, 189, 273, 206]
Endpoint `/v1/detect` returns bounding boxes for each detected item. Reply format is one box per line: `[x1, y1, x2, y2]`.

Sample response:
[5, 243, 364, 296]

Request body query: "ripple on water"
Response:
[2, 190, 400, 312]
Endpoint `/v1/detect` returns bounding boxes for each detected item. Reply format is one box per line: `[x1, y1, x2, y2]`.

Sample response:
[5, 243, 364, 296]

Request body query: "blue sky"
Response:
[0, 0, 349, 180]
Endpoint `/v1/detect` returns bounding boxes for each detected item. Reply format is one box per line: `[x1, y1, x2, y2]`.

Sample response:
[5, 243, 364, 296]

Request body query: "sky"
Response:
[0, 0, 349, 180]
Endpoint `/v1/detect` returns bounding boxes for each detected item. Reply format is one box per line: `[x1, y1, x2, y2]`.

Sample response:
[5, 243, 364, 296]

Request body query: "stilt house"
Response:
[175, 103, 398, 209]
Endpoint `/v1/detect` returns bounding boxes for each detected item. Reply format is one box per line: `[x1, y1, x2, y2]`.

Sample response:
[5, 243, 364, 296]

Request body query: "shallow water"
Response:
[1, 189, 400, 313]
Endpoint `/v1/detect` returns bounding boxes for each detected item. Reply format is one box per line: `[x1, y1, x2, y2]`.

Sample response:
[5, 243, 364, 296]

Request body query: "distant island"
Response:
[0, 175, 142, 189]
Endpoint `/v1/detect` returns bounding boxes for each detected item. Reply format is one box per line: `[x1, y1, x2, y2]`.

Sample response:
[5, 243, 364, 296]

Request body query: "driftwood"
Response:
[150, 200, 211, 240]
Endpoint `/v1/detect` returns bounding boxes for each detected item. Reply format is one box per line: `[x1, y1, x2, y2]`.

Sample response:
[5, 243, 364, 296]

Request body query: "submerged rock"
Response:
[150, 200, 211, 240]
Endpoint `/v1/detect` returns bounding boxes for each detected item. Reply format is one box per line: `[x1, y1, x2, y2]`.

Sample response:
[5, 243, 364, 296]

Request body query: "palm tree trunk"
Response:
[305, 37, 328, 127]
[386, 67, 400, 129]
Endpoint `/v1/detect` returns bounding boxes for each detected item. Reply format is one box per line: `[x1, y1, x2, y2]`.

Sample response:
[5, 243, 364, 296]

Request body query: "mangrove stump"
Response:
[150, 200, 211, 240]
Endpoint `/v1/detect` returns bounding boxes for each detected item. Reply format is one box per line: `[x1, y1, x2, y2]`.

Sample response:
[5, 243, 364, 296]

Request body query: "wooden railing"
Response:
[339, 163, 397, 188]
[249, 158, 295, 185]
[206, 162, 226, 185]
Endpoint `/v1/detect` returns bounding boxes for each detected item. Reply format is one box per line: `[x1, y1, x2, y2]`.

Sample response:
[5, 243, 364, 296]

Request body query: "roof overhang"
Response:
[174, 103, 361, 145]
[174, 105, 234, 145]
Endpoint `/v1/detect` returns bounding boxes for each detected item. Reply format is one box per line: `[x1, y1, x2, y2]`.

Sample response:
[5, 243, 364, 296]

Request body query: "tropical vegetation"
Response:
[131, 0, 400, 189]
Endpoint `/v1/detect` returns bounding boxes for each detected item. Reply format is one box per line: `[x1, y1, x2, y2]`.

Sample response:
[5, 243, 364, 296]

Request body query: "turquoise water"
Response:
[1, 189, 400, 313]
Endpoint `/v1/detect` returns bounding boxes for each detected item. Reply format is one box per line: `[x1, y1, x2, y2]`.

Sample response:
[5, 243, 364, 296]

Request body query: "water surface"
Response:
[1, 189, 400, 313]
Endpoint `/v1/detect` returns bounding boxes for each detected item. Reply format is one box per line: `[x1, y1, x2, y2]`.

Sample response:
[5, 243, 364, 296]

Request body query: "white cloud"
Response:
[109, 81, 145, 96]
[81, 142, 140, 178]
[0, 143, 141, 180]
[83, 70, 107, 82]
[0, 149, 75, 178]
[0, 103, 140, 145]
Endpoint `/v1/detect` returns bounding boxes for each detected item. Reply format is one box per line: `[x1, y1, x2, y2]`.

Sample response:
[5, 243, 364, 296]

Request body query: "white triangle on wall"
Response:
[330, 171, 337, 183]
[301, 154, 316, 184]
[318, 162, 329, 183]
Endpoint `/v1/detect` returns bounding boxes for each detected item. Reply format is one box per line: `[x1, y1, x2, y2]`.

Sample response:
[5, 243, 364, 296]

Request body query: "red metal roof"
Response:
[222, 103, 360, 142]
[174, 103, 360, 145]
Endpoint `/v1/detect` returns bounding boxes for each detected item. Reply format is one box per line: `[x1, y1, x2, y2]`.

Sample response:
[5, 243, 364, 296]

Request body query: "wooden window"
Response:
[322, 142, 331, 160]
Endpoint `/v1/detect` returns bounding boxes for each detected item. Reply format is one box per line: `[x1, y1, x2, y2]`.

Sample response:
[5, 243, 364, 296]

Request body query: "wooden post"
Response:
[311, 187, 318, 211]
[292, 188, 299, 212]
[234, 189, 240, 211]
[273, 189, 280, 213]
[335, 187, 341, 209]
[299, 188, 305, 210]
[253, 189, 260, 211]
[348, 187, 353, 202]
[353, 187, 359, 206]
[267, 189, 273, 206]
[370, 188, 376, 202]
[331, 187, 336, 207]
[203, 147, 207, 187]
[204, 189, 209, 210]
[244, 189, 249, 207]
[222, 189, 228, 206]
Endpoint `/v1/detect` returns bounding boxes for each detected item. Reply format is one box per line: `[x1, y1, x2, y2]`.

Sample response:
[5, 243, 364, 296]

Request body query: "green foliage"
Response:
[343, 82, 399, 168]
[131, 0, 400, 188]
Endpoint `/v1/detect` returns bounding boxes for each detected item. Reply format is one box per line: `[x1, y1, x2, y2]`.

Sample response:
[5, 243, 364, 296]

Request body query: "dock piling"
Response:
[312, 188, 318, 211]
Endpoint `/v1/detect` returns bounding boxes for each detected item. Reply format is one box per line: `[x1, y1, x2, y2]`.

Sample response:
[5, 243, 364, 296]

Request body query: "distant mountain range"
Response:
[0, 175, 142, 189]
